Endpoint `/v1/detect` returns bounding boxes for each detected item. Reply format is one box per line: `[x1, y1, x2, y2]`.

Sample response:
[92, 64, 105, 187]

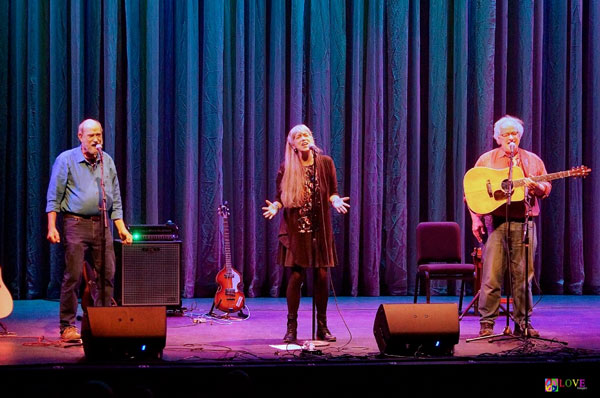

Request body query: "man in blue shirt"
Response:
[46, 119, 133, 341]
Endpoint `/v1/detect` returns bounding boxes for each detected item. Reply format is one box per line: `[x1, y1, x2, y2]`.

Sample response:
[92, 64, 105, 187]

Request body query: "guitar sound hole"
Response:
[493, 190, 508, 201]
[500, 179, 513, 195]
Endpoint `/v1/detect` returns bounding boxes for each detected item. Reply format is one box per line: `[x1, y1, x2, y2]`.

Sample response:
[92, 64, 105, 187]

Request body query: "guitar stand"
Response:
[460, 247, 511, 321]
[207, 300, 248, 320]
[0, 321, 15, 336]
[208, 300, 218, 317]
[207, 300, 223, 318]
[460, 290, 512, 321]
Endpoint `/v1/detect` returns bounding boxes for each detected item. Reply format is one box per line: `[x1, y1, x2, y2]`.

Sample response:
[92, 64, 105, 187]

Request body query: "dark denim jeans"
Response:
[478, 220, 536, 328]
[60, 215, 115, 331]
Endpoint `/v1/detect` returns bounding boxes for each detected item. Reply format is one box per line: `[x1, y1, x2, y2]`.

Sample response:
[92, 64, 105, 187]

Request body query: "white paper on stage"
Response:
[270, 344, 303, 351]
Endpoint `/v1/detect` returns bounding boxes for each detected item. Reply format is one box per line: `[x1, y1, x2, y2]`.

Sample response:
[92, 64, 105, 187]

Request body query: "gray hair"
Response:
[493, 115, 523, 144]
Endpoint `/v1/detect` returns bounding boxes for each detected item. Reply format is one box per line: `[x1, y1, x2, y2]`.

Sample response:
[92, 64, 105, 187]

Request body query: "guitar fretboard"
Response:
[514, 170, 580, 187]
[223, 217, 232, 272]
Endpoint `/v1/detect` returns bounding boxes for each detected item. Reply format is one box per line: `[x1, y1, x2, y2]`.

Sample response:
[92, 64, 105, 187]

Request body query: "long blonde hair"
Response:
[281, 124, 322, 208]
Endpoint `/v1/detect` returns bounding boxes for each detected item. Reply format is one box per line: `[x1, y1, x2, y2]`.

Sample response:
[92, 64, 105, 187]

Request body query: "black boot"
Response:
[316, 314, 336, 342]
[283, 314, 297, 343]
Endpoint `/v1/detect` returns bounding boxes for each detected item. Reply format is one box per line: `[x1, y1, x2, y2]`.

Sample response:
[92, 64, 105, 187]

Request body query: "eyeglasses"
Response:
[500, 132, 519, 138]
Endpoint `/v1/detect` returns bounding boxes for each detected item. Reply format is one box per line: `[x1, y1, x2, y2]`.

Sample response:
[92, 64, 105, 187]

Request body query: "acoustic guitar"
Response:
[464, 165, 591, 215]
[213, 203, 245, 313]
[0, 266, 14, 319]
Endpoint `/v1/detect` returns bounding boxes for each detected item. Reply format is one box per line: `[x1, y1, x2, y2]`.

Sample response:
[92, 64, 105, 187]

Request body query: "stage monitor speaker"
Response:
[115, 241, 181, 307]
[373, 303, 459, 355]
[81, 306, 166, 360]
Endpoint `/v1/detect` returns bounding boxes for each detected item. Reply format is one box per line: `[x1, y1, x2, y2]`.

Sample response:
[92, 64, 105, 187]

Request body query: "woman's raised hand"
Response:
[330, 195, 350, 214]
[262, 200, 280, 219]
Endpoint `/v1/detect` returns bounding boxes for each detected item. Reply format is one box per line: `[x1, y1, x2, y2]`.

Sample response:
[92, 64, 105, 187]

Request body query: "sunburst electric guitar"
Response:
[0, 266, 14, 319]
[213, 203, 245, 313]
[464, 165, 591, 215]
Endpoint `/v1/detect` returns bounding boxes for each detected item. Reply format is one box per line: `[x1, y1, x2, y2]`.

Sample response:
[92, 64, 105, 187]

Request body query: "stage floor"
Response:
[1, 296, 599, 395]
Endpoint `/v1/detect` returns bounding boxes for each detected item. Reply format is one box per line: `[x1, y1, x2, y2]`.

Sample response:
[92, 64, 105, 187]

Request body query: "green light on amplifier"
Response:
[132, 233, 142, 241]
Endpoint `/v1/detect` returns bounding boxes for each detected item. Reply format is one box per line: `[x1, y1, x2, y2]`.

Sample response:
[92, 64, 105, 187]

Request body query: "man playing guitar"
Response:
[468, 115, 551, 338]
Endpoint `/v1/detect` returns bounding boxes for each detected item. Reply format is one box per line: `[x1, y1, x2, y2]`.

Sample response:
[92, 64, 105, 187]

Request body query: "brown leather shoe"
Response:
[514, 323, 540, 337]
[479, 323, 494, 337]
[60, 326, 81, 341]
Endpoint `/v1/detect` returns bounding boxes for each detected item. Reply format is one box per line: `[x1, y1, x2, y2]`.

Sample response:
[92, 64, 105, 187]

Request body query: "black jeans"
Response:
[60, 215, 115, 331]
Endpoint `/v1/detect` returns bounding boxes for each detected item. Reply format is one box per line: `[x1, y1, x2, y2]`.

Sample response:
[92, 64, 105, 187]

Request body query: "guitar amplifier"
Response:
[114, 240, 182, 308]
[128, 221, 179, 241]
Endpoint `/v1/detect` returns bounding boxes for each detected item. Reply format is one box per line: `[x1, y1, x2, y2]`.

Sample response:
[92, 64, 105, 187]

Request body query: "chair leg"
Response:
[425, 273, 431, 304]
[414, 274, 419, 303]
[459, 280, 465, 313]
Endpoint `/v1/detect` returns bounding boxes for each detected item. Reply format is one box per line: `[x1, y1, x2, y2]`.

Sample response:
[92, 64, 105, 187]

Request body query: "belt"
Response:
[492, 215, 527, 225]
[64, 213, 101, 221]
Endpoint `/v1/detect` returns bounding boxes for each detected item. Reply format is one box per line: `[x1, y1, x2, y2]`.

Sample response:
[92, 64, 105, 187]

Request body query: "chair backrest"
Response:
[416, 222, 462, 265]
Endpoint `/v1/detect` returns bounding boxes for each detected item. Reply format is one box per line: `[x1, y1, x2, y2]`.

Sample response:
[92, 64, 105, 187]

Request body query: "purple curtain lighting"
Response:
[1, 1, 599, 300]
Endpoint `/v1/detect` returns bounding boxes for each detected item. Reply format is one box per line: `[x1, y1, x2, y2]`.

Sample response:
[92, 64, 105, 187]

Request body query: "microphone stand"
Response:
[303, 148, 329, 352]
[488, 147, 517, 341]
[97, 146, 108, 307]
[516, 185, 566, 344]
[311, 151, 317, 342]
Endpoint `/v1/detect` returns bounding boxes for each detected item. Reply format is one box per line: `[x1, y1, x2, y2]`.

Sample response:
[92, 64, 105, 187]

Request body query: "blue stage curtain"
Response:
[1, 0, 599, 300]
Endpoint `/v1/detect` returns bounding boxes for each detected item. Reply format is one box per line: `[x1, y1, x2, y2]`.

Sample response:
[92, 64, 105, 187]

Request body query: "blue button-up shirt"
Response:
[46, 147, 124, 220]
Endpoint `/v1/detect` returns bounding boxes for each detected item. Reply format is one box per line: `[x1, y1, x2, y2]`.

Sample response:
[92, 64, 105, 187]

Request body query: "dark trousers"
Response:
[60, 215, 115, 331]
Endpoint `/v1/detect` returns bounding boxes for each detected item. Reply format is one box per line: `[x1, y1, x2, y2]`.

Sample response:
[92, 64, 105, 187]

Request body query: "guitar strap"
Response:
[517, 151, 537, 208]
[517, 151, 527, 177]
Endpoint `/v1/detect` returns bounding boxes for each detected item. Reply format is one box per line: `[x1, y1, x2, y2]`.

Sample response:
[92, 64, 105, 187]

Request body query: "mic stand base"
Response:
[466, 325, 513, 343]
[301, 339, 329, 355]
[466, 325, 568, 345]
[489, 333, 568, 346]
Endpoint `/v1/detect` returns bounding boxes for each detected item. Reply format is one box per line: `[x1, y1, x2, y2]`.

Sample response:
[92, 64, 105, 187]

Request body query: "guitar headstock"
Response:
[571, 165, 591, 178]
[217, 202, 230, 219]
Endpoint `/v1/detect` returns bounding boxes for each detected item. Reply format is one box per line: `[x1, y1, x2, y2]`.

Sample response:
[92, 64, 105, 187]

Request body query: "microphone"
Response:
[308, 143, 320, 157]
[509, 142, 516, 155]
[94, 142, 103, 163]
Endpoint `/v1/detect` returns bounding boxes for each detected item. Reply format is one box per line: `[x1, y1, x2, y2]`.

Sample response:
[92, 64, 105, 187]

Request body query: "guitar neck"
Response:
[223, 218, 232, 272]
[514, 170, 577, 187]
